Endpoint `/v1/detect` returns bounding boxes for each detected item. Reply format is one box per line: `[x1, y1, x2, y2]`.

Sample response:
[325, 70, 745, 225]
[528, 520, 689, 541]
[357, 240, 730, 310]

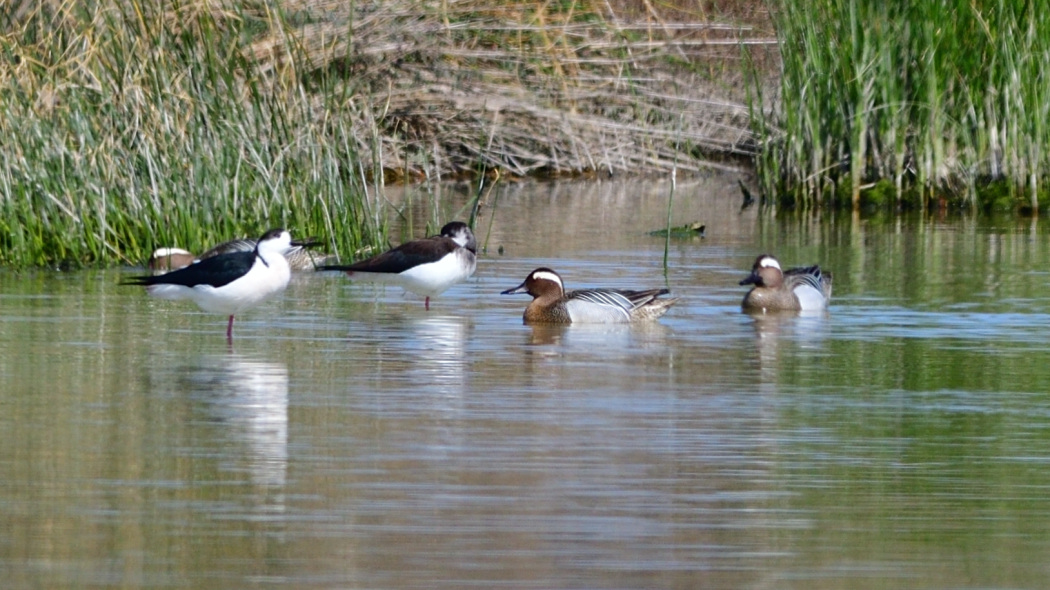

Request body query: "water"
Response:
[4, 176, 1050, 588]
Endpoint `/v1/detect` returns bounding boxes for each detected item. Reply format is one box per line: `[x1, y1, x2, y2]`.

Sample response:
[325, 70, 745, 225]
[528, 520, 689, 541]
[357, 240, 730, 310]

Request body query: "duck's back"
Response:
[785, 266, 831, 310]
[564, 291, 634, 323]
[564, 288, 674, 323]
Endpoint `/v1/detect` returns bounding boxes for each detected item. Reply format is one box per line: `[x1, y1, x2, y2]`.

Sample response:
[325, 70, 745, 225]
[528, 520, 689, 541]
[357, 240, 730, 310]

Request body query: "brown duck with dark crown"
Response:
[739, 254, 832, 312]
[501, 267, 677, 324]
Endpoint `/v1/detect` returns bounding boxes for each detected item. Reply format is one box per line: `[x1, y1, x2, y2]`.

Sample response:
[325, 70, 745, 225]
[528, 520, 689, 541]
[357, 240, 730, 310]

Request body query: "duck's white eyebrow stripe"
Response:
[532, 270, 562, 287]
[759, 257, 781, 270]
[152, 247, 192, 257]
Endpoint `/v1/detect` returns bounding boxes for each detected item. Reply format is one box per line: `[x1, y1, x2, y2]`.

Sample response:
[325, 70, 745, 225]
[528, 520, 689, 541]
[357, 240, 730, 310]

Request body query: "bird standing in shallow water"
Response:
[123, 229, 304, 341]
[318, 221, 477, 311]
[501, 267, 677, 324]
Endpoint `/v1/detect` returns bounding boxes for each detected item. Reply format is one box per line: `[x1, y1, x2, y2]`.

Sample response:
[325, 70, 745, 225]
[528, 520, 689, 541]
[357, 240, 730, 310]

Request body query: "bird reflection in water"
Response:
[400, 315, 471, 398]
[177, 354, 289, 513]
[521, 321, 670, 347]
[747, 310, 830, 382]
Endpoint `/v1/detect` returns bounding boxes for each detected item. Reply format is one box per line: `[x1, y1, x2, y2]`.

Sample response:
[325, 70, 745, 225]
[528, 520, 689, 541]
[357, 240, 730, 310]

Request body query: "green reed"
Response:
[0, 1, 384, 268]
[752, 0, 1050, 211]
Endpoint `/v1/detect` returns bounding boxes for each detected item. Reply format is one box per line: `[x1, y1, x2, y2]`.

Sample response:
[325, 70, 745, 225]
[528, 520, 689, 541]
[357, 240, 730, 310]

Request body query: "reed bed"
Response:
[0, 0, 768, 268]
[754, 0, 1050, 211]
[258, 0, 764, 179]
[1, 0, 387, 267]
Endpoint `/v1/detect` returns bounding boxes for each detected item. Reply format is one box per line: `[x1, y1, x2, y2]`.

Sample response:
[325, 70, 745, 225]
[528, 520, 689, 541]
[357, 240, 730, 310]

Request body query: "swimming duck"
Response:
[739, 254, 832, 312]
[501, 267, 677, 324]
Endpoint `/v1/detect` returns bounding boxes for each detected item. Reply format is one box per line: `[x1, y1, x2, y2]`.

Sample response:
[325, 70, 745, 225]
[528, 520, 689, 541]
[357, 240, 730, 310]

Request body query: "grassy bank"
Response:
[0, 0, 766, 268]
[1, 1, 386, 268]
[753, 0, 1050, 212]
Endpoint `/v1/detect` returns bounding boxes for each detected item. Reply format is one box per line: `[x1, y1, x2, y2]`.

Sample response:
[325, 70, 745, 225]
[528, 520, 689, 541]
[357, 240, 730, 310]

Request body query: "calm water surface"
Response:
[5, 176, 1050, 588]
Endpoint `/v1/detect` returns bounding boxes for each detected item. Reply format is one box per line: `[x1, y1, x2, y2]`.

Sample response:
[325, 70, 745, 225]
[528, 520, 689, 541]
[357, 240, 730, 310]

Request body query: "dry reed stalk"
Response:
[248, 0, 770, 178]
[3, 0, 773, 181]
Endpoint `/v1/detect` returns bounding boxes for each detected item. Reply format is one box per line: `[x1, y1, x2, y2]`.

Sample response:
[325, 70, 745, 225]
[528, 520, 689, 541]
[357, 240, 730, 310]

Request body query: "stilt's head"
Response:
[439, 221, 477, 254]
[254, 229, 294, 259]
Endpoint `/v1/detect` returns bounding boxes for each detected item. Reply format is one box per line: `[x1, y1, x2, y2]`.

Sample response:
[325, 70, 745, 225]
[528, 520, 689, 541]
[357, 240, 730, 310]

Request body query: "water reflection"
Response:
[747, 311, 831, 345]
[746, 311, 831, 382]
[12, 177, 1050, 588]
[171, 354, 289, 510]
[393, 314, 471, 398]
[519, 321, 671, 348]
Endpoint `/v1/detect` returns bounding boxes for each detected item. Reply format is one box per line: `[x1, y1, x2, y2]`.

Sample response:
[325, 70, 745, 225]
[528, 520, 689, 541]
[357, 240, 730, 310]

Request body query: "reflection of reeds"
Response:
[752, 0, 1050, 212]
[0, 0, 768, 267]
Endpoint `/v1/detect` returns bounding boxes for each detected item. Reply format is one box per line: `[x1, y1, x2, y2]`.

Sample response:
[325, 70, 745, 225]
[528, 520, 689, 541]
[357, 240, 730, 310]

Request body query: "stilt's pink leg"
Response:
[425, 297, 430, 311]
[227, 315, 235, 340]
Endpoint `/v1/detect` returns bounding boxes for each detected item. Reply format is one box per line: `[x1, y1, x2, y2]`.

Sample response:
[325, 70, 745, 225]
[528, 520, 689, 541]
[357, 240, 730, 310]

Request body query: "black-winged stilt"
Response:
[319, 221, 477, 310]
[124, 228, 307, 339]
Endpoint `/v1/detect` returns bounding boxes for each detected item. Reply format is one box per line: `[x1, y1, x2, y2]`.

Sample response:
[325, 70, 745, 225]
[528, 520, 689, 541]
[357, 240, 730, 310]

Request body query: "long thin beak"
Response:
[500, 282, 528, 295]
[291, 238, 322, 248]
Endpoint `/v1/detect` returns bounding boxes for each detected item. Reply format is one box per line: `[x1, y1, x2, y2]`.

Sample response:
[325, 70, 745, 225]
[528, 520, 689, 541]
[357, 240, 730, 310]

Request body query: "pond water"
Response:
[4, 175, 1050, 588]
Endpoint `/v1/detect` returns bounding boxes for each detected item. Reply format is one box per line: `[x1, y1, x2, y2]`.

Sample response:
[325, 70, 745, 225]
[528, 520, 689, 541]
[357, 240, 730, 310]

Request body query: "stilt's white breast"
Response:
[367, 249, 475, 298]
[400, 251, 475, 296]
[148, 246, 292, 315]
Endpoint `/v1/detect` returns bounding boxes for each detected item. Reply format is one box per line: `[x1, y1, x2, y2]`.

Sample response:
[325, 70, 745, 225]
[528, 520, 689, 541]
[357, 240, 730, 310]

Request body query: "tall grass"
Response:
[0, 1, 387, 268]
[0, 0, 769, 267]
[753, 0, 1050, 211]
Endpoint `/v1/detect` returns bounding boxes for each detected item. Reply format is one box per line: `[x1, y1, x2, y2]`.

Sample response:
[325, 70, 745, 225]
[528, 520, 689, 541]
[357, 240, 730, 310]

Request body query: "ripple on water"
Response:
[832, 303, 1050, 349]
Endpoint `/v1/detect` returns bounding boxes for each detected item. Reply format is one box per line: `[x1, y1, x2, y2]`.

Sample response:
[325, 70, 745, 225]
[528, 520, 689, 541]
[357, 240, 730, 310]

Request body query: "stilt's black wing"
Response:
[123, 250, 256, 288]
[320, 236, 457, 275]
